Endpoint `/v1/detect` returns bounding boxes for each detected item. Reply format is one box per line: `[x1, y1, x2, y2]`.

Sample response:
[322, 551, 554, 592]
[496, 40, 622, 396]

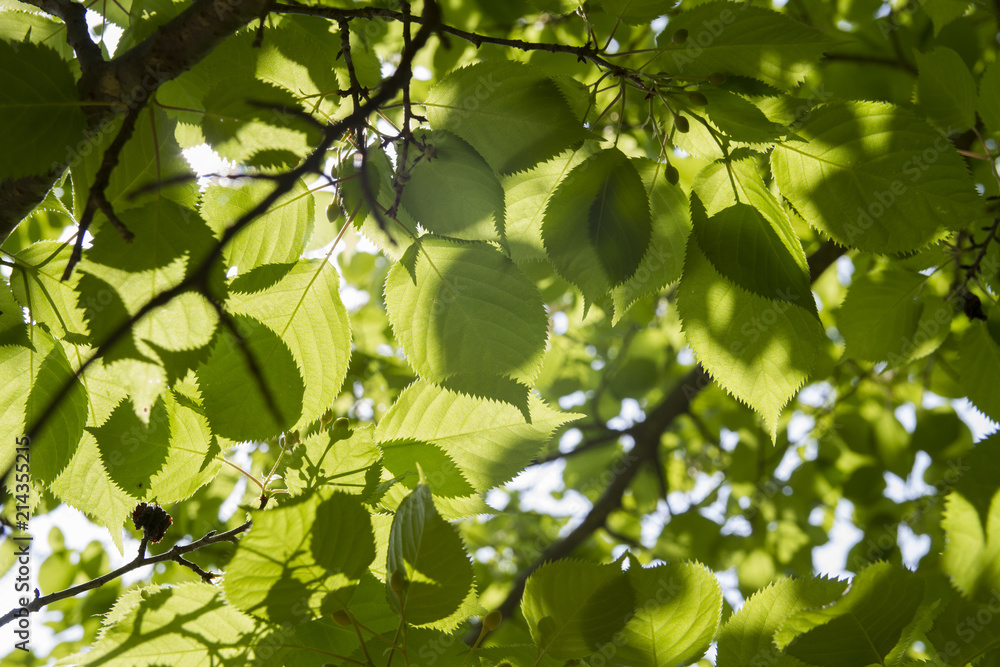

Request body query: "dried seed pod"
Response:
[132, 503, 172, 543]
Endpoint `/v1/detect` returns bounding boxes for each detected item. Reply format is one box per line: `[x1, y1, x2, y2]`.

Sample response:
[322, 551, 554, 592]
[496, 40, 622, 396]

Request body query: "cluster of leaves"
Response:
[3, 0, 1000, 664]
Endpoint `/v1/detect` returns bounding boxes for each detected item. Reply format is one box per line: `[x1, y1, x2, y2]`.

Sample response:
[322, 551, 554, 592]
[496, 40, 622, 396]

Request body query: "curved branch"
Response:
[17, 0, 103, 70]
[0, 519, 252, 628]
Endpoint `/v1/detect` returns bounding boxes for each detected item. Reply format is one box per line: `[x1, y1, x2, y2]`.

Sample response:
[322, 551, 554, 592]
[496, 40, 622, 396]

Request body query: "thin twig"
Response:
[0, 519, 252, 628]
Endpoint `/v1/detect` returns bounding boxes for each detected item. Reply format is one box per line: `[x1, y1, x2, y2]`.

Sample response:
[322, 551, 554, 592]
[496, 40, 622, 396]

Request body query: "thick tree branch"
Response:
[478, 240, 847, 639]
[0, 0, 271, 242]
[0, 519, 251, 628]
[18, 0, 103, 70]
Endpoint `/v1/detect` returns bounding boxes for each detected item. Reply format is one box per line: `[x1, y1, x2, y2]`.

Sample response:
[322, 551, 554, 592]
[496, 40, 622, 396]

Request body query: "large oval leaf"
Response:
[771, 101, 983, 254]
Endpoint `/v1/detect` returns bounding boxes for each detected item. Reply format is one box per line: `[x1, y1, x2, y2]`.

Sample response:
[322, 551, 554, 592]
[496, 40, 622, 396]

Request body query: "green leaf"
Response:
[700, 89, 788, 144]
[196, 314, 305, 441]
[284, 423, 382, 498]
[87, 200, 217, 274]
[225, 489, 375, 622]
[693, 158, 810, 293]
[425, 60, 591, 174]
[610, 159, 691, 324]
[927, 592, 1000, 666]
[50, 430, 133, 554]
[956, 322, 1000, 423]
[542, 147, 653, 305]
[677, 238, 824, 439]
[400, 130, 504, 242]
[941, 490, 1000, 599]
[383, 238, 547, 388]
[717, 576, 847, 667]
[386, 485, 474, 625]
[838, 268, 926, 363]
[924, 0, 969, 35]
[521, 559, 636, 661]
[146, 390, 220, 502]
[0, 40, 85, 179]
[691, 196, 811, 305]
[10, 241, 90, 341]
[0, 9, 75, 61]
[654, 2, 834, 89]
[201, 78, 319, 166]
[775, 562, 925, 667]
[0, 280, 29, 347]
[227, 260, 351, 431]
[502, 147, 593, 263]
[915, 47, 977, 131]
[89, 397, 171, 498]
[771, 101, 983, 254]
[22, 333, 88, 482]
[201, 177, 315, 272]
[980, 57, 1000, 132]
[341, 148, 420, 260]
[380, 439, 475, 498]
[71, 108, 199, 218]
[375, 379, 578, 494]
[615, 559, 723, 667]
[57, 583, 259, 665]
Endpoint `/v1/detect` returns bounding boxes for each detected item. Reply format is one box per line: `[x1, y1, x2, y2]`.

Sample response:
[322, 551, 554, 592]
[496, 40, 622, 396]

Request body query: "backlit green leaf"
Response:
[542, 147, 653, 305]
[196, 314, 304, 441]
[426, 60, 591, 174]
[386, 485, 474, 625]
[0, 41, 85, 179]
[772, 101, 983, 254]
[225, 489, 375, 621]
[838, 268, 926, 363]
[677, 238, 824, 439]
[384, 238, 547, 391]
[399, 130, 503, 242]
[227, 259, 351, 431]
[654, 2, 834, 89]
[522, 559, 635, 661]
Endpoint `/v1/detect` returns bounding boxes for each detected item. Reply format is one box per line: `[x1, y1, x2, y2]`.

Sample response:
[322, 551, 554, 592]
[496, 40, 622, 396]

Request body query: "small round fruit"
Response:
[483, 610, 502, 631]
[331, 610, 352, 626]
[672, 28, 689, 44]
[674, 115, 690, 133]
[687, 91, 708, 106]
[390, 570, 407, 594]
[666, 165, 680, 185]
[708, 72, 727, 85]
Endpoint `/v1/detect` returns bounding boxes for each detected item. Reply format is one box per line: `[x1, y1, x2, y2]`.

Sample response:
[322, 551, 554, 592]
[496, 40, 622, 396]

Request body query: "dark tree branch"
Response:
[62, 100, 144, 280]
[18, 0, 104, 70]
[474, 240, 848, 641]
[0, 0, 272, 242]
[0, 519, 251, 628]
